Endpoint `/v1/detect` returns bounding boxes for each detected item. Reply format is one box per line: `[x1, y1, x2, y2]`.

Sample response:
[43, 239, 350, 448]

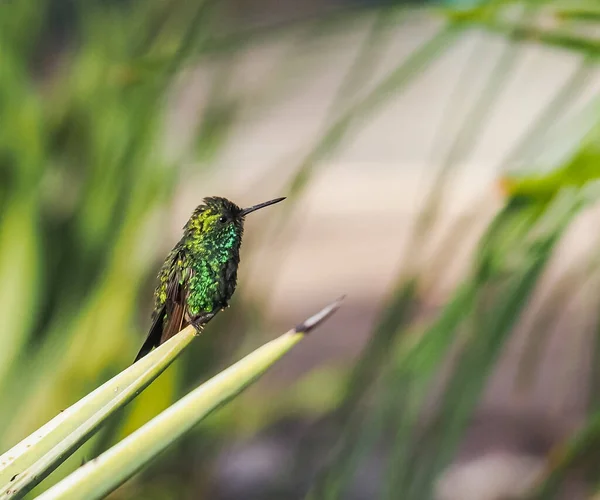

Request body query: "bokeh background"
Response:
[2, 0, 600, 498]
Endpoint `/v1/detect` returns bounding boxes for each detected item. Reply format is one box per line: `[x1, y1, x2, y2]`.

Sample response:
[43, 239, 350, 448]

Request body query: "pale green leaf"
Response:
[0, 325, 197, 498]
[35, 298, 342, 500]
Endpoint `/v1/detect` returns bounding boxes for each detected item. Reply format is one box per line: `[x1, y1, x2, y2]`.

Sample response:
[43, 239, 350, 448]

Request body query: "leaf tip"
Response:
[295, 295, 345, 334]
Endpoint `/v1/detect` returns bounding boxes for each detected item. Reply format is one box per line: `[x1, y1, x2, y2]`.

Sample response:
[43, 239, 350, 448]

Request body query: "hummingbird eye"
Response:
[218, 216, 228, 224]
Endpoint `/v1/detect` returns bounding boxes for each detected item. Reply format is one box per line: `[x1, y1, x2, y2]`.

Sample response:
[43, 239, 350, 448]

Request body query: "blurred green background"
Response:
[2, 0, 600, 498]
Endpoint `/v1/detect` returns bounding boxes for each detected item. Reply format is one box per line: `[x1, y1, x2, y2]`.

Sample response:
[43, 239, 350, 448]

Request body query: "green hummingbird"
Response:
[134, 196, 285, 362]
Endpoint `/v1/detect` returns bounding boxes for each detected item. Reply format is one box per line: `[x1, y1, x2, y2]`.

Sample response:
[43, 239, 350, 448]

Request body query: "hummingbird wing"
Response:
[134, 250, 192, 363]
[159, 278, 188, 344]
[160, 257, 198, 344]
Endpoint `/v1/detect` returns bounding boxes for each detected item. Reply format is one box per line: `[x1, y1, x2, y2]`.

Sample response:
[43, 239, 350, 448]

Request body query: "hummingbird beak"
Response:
[239, 197, 286, 217]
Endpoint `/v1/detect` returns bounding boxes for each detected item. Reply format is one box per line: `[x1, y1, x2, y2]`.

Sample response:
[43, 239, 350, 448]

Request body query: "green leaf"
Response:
[0, 325, 198, 498]
[552, 0, 600, 22]
[34, 297, 343, 500]
[499, 139, 600, 202]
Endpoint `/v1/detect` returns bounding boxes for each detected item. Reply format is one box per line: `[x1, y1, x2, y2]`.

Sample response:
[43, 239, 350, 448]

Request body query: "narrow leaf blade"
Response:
[35, 298, 342, 500]
[0, 326, 197, 495]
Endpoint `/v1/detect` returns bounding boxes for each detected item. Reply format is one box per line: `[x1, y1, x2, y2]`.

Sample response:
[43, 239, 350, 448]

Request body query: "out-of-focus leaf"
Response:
[527, 413, 600, 499]
[499, 137, 600, 202]
[553, 0, 600, 22]
[398, 187, 589, 500]
[0, 198, 40, 385]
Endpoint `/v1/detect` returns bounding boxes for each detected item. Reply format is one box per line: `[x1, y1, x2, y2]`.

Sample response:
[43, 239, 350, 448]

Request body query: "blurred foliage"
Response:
[0, 0, 231, 493]
[2, 0, 600, 498]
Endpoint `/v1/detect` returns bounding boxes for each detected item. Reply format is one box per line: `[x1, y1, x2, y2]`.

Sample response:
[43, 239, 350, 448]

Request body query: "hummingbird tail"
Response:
[133, 337, 156, 363]
[133, 306, 165, 363]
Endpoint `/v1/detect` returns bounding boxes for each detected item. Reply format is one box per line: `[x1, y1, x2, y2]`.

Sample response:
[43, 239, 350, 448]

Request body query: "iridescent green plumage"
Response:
[134, 196, 285, 362]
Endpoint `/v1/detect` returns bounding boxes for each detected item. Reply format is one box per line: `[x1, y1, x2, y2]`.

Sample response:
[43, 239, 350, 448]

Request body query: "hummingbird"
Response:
[134, 196, 285, 362]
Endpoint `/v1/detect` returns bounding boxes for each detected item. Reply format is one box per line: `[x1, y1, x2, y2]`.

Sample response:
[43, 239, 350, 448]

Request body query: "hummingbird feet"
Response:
[190, 320, 204, 335]
[190, 312, 216, 335]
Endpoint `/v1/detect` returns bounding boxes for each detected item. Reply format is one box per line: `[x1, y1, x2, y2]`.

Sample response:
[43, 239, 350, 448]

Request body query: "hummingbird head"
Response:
[184, 196, 285, 251]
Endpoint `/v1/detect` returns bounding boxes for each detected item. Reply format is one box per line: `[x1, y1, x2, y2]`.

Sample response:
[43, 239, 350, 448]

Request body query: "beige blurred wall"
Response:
[162, 12, 600, 419]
